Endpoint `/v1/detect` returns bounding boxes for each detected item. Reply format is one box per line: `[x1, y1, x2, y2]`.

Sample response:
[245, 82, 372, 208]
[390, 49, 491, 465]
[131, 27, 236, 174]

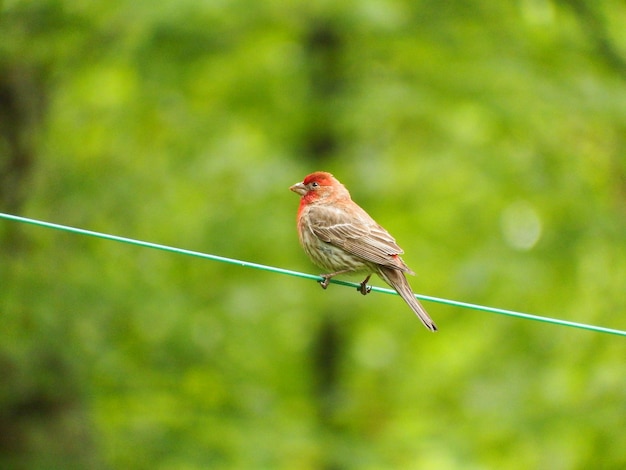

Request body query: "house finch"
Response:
[290, 171, 437, 331]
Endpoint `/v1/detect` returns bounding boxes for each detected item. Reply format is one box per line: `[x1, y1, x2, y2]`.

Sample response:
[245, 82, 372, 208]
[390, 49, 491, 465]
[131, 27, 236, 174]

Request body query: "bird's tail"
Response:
[377, 267, 438, 332]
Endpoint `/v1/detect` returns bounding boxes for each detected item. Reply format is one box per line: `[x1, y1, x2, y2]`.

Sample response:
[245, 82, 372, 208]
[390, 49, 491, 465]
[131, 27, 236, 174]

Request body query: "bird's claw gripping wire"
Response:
[318, 269, 354, 290]
[319, 273, 372, 295]
[319, 276, 330, 289]
[358, 275, 372, 295]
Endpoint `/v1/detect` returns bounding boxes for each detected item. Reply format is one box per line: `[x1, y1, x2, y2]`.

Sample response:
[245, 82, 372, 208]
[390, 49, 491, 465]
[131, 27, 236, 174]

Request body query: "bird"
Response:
[290, 171, 437, 331]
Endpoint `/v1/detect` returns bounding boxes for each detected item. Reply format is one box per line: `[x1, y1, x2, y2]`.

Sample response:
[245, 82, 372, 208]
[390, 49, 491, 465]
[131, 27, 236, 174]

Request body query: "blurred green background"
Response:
[1, 1, 625, 468]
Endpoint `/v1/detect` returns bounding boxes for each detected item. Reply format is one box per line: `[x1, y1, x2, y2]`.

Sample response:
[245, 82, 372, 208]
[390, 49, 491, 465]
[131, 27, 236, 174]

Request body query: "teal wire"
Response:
[1, 211, 624, 337]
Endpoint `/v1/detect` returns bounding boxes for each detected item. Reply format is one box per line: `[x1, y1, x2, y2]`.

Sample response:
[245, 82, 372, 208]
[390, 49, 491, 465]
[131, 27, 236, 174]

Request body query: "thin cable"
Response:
[1, 211, 624, 337]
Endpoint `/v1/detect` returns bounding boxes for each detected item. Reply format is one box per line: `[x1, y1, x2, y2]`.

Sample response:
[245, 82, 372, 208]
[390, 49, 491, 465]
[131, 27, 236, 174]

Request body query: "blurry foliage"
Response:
[1, 0, 625, 469]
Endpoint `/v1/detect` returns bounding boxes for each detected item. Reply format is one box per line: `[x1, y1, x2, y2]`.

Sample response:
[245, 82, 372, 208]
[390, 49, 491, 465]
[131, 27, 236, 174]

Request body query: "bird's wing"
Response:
[306, 203, 412, 272]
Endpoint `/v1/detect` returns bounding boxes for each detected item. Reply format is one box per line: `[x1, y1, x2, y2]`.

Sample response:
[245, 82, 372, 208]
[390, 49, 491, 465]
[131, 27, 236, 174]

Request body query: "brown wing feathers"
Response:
[307, 204, 412, 272]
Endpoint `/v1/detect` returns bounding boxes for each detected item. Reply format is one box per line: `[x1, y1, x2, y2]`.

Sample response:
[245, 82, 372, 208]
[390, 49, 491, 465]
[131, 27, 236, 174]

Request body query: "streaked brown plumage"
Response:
[290, 171, 437, 332]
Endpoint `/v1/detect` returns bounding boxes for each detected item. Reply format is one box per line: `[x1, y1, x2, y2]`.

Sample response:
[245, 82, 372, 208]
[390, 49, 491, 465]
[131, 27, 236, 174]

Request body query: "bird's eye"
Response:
[311, 182, 319, 188]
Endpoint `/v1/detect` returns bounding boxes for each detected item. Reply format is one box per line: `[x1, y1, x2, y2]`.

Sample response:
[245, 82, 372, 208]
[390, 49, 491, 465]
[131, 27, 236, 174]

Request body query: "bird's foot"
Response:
[318, 269, 353, 290]
[358, 275, 372, 295]
[319, 276, 331, 289]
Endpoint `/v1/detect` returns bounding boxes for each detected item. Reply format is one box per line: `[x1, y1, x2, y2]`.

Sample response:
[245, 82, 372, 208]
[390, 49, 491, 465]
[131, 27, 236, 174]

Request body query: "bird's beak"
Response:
[290, 181, 307, 196]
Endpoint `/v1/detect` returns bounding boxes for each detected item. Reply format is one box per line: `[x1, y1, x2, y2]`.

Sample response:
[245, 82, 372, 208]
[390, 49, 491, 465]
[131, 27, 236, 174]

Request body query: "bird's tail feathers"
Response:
[377, 267, 437, 332]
